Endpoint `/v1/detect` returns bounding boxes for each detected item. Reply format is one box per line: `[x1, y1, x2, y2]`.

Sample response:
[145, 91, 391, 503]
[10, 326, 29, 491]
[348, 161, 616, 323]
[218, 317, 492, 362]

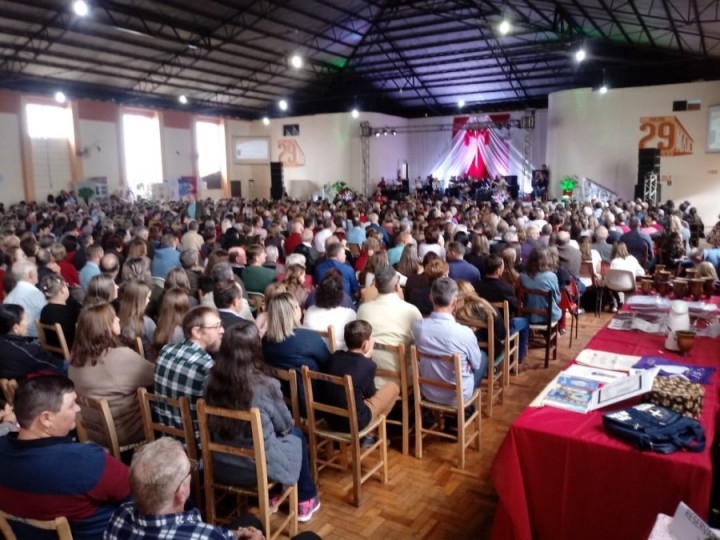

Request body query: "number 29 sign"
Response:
[639, 116, 694, 157]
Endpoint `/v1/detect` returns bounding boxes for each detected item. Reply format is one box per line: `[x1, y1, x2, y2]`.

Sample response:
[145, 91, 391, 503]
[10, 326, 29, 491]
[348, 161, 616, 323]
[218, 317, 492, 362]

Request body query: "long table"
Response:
[490, 319, 719, 540]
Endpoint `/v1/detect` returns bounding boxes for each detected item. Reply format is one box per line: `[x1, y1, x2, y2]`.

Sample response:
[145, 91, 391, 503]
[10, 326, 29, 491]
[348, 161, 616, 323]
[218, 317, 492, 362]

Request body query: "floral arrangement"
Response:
[560, 176, 577, 197]
[327, 181, 355, 201]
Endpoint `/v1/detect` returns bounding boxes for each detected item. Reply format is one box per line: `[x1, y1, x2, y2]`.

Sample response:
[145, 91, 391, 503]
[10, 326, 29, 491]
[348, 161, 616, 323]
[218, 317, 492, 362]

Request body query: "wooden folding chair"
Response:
[491, 301, 520, 384]
[0, 511, 72, 540]
[75, 395, 142, 460]
[137, 388, 201, 508]
[309, 325, 336, 353]
[301, 366, 388, 507]
[457, 306, 506, 418]
[410, 346, 482, 469]
[36, 321, 71, 359]
[519, 287, 558, 368]
[373, 342, 411, 455]
[266, 366, 302, 428]
[196, 400, 298, 539]
[0, 378, 18, 405]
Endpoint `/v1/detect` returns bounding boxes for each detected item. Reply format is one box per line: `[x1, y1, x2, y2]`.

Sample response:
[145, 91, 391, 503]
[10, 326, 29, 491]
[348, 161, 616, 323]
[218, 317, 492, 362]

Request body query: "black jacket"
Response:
[0, 334, 65, 380]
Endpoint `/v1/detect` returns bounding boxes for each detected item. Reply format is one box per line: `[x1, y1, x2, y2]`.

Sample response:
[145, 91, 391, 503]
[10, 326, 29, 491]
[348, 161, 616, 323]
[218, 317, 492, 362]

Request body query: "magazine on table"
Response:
[607, 312, 665, 334]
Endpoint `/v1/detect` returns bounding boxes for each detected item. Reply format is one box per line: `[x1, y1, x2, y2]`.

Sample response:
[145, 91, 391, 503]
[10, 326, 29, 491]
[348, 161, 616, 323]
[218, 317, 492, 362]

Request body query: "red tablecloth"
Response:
[490, 322, 719, 540]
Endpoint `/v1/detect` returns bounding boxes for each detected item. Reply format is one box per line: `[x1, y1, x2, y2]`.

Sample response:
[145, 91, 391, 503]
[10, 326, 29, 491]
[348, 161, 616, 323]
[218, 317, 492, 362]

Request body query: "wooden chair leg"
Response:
[401, 397, 409, 456]
[414, 400, 423, 460]
[457, 408, 465, 469]
[380, 418, 388, 484]
[351, 440, 362, 507]
[544, 329, 551, 368]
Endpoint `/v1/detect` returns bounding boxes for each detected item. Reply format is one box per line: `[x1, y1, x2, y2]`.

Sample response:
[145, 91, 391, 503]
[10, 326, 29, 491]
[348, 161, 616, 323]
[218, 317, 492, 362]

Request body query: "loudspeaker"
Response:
[505, 175, 519, 199]
[230, 181, 242, 198]
[638, 149, 660, 173]
[270, 162, 283, 200]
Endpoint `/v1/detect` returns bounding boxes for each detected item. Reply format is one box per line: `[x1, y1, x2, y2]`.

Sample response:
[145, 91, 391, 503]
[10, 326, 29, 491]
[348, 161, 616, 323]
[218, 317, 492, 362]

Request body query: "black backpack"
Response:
[603, 403, 706, 454]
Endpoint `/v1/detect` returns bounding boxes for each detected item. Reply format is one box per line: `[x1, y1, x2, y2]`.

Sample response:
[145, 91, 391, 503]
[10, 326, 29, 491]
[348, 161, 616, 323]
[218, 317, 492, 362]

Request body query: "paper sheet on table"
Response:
[575, 349, 642, 372]
[563, 364, 629, 382]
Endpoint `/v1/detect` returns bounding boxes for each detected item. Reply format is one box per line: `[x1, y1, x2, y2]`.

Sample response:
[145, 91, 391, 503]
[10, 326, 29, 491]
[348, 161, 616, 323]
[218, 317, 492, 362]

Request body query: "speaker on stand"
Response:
[636, 149, 661, 202]
[505, 175, 519, 200]
[270, 162, 283, 200]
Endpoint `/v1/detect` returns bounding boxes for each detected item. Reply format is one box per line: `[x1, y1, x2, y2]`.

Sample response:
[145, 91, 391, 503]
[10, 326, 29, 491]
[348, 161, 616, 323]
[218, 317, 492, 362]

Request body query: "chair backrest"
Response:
[0, 378, 18, 406]
[0, 511, 73, 540]
[131, 336, 145, 358]
[75, 395, 121, 460]
[301, 366, 359, 437]
[519, 287, 553, 324]
[600, 260, 611, 277]
[36, 321, 71, 359]
[604, 269, 636, 292]
[266, 366, 302, 427]
[310, 325, 336, 353]
[410, 346, 464, 405]
[373, 342, 408, 389]
[491, 300, 512, 337]
[151, 276, 165, 289]
[196, 401, 271, 511]
[137, 388, 197, 459]
[579, 261, 599, 287]
[456, 305, 495, 360]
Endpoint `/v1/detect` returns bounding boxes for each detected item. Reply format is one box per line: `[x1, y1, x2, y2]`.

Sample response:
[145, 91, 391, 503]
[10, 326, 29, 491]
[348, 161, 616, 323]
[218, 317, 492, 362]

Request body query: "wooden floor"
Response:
[287, 312, 614, 540]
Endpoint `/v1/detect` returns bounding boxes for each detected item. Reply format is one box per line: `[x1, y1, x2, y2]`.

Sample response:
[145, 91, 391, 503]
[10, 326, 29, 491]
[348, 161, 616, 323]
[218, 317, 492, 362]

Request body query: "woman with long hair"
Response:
[396, 243, 422, 278]
[610, 241, 645, 277]
[454, 280, 505, 361]
[303, 272, 356, 351]
[466, 234, 490, 273]
[205, 322, 320, 522]
[519, 248, 562, 324]
[69, 303, 153, 447]
[151, 287, 190, 359]
[262, 292, 330, 416]
[283, 263, 310, 309]
[407, 258, 449, 316]
[0, 303, 65, 379]
[254, 282, 288, 339]
[162, 266, 199, 308]
[39, 273, 81, 351]
[578, 236, 601, 287]
[499, 247, 520, 291]
[83, 274, 119, 308]
[118, 280, 155, 358]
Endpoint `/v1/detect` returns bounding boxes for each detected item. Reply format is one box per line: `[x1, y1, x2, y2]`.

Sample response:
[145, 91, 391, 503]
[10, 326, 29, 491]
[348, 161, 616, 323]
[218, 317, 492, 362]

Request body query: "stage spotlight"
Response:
[599, 85, 608, 94]
[351, 108, 359, 118]
[73, 0, 89, 17]
[262, 117, 270, 125]
[458, 99, 465, 108]
[375, 131, 381, 138]
[178, 95, 188, 105]
[575, 48, 586, 62]
[391, 129, 397, 136]
[498, 20, 511, 35]
[383, 129, 388, 136]
[278, 99, 288, 111]
[290, 55, 303, 69]
[54, 91, 66, 104]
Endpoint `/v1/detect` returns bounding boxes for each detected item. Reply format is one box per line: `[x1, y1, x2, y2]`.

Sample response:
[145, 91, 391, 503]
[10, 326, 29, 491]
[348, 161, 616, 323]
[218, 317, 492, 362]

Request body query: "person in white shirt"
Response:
[4, 260, 46, 337]
[313, 218, 334, 255]
[303, 272, 356, 351]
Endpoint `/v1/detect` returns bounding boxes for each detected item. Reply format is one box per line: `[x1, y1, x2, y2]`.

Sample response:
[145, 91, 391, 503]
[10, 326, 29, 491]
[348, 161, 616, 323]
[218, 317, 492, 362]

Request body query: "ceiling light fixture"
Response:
[278, 99, 288, 111]
[262, 117, 270, 125]
[375, 131, 381, 138]
[178, 95, 188, 105]
[458, 99, 465, 108]
[351, 108, 359, 118]
[498, 20, 511, 35]
[72, 0, 89, 17]
[383, 129, 388, 136]
[391, 129, 397, 136]
[54, 91, 66, 104]
[575, 48, 586, 62]
[290, 55, 303, 69]
[599, 68, 608, 94]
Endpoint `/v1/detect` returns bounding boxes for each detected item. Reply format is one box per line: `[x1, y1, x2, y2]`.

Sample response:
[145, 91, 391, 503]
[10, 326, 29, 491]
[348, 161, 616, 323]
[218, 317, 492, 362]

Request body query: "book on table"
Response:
[543, 375, 601, 413]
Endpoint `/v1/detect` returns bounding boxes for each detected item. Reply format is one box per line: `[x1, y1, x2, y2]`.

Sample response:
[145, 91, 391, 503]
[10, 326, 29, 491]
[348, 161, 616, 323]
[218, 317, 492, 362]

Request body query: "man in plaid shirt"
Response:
[154, 306, 224, 444]
[104, 438, 262, 540]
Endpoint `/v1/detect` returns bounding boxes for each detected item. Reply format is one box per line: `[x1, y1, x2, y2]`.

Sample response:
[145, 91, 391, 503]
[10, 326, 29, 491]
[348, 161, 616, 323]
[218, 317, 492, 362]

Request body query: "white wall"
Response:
[161, 126, 194, 179]
[0, 112, 25, 203]
[547, 81, 720, 227]
[77, 119, 121, 193]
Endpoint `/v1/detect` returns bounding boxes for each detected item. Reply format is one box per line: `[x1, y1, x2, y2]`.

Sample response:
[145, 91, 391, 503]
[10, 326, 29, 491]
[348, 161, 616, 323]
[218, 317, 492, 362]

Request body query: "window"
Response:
[26, 103, 74, 201]
[123, 112, 163, 194]
[196, 120, 225, 179]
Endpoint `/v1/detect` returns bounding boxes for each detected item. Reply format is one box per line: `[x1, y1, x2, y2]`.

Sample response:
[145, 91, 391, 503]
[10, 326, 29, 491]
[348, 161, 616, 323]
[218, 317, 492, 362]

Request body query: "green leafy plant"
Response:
[78, 186, 94, 204]
[560, 176, 577, 191]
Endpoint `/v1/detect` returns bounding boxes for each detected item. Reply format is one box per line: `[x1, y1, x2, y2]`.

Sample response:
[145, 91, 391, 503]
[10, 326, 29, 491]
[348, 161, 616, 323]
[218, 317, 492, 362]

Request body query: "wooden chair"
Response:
[456, 307, 506, 418]
[75, 395, 142, 460]
[196, 400, 298, 539]
[266, 366, 302, 428]
[0, 378, 18, 405]
[559, 277, 581, 348]
[137, 388, 202, 508]
[410, 346, 482, 469]
[36, 320, 71, 359]
[301, 366, 388, 507]
[310, 325, 336, 353]
[491, 301, 520, 385]
[0, 511, 73, 539]
[131, 336, 145, 358]
[373, 342, 411, 455]
[519, 287, 558, 368]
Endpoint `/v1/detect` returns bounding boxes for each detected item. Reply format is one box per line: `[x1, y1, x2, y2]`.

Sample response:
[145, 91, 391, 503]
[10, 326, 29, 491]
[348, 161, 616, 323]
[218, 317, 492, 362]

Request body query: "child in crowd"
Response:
[0, 396, 18, 437]
[323, 320, 400, 443]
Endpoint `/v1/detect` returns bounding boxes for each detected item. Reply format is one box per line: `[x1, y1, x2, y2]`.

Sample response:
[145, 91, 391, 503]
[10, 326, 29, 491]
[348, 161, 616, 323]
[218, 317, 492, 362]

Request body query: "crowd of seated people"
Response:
[0, 185, 718, 537]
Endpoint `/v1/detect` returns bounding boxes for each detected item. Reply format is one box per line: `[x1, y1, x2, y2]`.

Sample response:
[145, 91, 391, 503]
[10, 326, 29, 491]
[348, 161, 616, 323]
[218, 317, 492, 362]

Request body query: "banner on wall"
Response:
[178, 176, 197, 196]
[278, 139, 306, 167]
[639, 116, 694, 157]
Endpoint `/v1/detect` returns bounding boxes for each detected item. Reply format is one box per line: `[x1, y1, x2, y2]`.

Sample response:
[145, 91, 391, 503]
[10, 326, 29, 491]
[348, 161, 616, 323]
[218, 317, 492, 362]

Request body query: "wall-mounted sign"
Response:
[278, 139, 306, 167]
[283, 124, 300, 137]
[233, 136, 270, 163]
[639, 116, 694, 156]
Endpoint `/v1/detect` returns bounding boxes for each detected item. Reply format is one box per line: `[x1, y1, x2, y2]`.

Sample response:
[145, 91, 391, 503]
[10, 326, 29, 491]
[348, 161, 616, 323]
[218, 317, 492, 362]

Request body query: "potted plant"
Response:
[560, 176, 577, 198]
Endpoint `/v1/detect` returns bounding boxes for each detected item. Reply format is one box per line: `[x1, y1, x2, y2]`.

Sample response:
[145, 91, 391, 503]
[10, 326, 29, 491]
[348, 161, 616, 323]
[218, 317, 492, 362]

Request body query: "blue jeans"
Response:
[472, 349, 489, 387]
[289, 427, 318, 502]
[510, 317, 530, 361]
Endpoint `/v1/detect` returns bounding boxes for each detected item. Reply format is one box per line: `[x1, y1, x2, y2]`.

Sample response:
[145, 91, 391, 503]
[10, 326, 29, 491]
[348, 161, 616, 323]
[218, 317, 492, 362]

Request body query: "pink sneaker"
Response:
[298, 496, 321, 522]
[269, 494, 281, 514]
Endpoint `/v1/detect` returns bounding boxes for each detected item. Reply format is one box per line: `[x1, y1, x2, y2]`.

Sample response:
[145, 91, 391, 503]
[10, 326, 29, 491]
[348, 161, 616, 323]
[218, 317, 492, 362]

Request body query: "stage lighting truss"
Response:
[361, 111, 535, 138]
